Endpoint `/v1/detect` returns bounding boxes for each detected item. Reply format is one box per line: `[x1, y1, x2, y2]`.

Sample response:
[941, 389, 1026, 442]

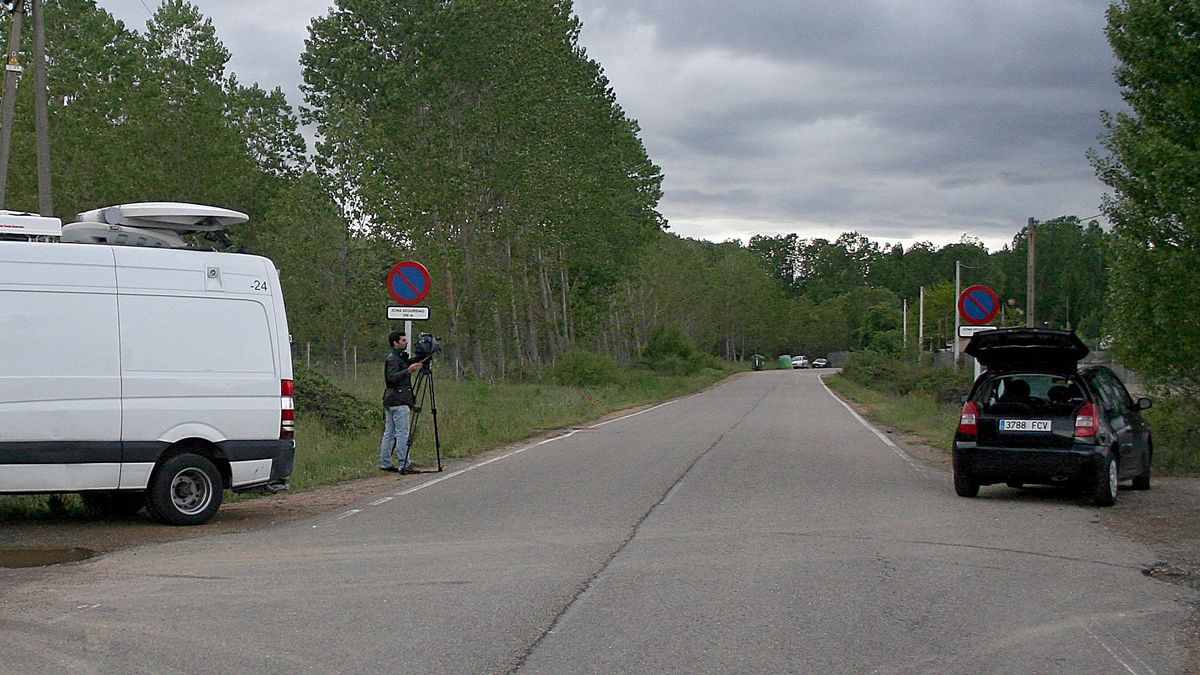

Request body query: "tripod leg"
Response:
[427, 368, 442, 472]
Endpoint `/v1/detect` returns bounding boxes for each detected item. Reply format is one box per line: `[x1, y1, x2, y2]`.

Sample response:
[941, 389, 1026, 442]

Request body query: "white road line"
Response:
[393, 430, 580, 498]
[333, 397, 683, 522]
[818, 373, 931, 477]
[1085, 624, 1142, 675]
[587, 399, 676, 428]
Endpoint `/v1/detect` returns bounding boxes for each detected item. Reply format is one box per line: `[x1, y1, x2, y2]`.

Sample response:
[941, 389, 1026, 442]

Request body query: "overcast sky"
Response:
[102, 0, 1125, 251]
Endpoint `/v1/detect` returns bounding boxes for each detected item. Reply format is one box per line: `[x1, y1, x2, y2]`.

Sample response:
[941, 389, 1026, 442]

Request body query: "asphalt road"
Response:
[1, 370, 1194, 673]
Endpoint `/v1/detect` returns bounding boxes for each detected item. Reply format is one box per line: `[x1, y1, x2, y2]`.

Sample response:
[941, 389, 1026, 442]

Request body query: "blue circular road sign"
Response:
[958, 284, 1000, 325]
[386, 260, 431, 306]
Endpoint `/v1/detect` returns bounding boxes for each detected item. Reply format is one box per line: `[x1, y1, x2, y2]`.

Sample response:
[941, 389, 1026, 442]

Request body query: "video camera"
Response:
[413, 332, 442, 358]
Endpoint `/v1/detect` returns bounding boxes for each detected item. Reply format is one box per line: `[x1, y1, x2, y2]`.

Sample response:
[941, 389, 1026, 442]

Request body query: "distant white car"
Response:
[791, 355, 809, 369]
[812, 358, 829, 368]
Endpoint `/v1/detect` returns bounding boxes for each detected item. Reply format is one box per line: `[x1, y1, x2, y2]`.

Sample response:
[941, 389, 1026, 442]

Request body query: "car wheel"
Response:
[1132, 448, 1151, 491]
[954, 469, 979, 497]
[147, 453, 223, 526]
[1090, 454, 1118, 507]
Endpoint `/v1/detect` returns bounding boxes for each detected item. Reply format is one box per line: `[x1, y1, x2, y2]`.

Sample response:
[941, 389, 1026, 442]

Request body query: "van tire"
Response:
[147, 453, 223, 526]
[954, 469, 979, 497]
[1091, 455, 1118, 507]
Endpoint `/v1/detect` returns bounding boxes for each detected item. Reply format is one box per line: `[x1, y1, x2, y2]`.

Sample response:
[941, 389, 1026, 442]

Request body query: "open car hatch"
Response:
[965, 328, 1088, 373]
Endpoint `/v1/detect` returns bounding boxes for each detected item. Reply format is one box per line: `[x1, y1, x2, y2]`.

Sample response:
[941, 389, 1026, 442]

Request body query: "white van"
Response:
[0, 204, 295, 525]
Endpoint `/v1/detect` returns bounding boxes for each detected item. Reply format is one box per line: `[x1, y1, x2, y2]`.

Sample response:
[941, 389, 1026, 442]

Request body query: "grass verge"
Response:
[1, 364, 739, 520]
[824, 373, 960, 452]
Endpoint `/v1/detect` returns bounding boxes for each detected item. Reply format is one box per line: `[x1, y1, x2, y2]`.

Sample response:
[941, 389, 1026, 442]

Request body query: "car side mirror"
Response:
[1137, 397, 1152, 411]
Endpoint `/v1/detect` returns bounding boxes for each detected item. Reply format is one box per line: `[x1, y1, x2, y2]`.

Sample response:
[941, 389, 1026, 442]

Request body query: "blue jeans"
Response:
[380, 405, 413, 469]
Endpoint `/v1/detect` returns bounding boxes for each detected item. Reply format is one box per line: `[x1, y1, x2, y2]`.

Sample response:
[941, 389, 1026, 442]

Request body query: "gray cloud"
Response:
[100, 0, 1125, 251]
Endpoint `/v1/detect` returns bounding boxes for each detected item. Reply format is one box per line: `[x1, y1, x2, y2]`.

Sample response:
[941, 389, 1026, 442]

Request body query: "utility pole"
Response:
[1026, 217, 1036, 327]
[918, 286, 925, 352]
[0, 0, 26, 209]
[902, 299, 908, 350]
[32, 0, 50, 215]
[953, 260, 961, 365]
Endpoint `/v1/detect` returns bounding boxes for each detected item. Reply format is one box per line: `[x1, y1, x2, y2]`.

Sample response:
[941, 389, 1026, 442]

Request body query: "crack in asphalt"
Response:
[507, 377, 780, 673]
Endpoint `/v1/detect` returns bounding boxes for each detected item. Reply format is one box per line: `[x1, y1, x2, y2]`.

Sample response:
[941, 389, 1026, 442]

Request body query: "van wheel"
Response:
[1091, 455, 1118, 507]
[81, 491, 145, 518]
[147, 453, 223, 526]
[954, 469, 979, 497]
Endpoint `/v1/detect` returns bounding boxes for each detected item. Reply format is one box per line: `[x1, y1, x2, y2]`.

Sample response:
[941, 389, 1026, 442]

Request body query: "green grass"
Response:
[1, 363, 740, 520]
[332, 366, 740, 471]
[825, 373, 960, 451]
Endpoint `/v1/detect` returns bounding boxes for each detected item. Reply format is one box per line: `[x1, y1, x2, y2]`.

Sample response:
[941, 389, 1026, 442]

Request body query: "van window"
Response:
[119, 295, 274, 374]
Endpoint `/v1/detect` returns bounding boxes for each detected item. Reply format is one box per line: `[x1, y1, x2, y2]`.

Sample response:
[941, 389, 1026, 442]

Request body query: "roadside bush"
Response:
[1144, 392, 1200, 475]
[548, 349, 625, 387]
[294, 364, 379, 435]
[840, 351, 971, 403]
[641, 323, 721, 374]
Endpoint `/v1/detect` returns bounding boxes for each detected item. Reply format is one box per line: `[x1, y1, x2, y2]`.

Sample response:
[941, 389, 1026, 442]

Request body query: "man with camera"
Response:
[380, 331, 423, 474]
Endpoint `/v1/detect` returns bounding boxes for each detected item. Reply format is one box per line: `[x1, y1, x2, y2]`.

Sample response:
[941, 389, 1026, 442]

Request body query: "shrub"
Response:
[641, 323, 720, 374]
[1144, 392, 1200, 475]
[642, 323, 696, 362]
[294, 364, 379, 435]
[549, 349, 625, 387]
[840, 351, 971, 403]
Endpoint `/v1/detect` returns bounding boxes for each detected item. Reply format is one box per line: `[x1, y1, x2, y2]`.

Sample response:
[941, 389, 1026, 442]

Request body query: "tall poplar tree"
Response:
[1091, 0, 1200, 390]
[302, 0, 664, 378]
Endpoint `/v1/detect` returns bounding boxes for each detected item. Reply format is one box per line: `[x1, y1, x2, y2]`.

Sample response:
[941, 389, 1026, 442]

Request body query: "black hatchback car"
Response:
[952, 328, 1152, 506]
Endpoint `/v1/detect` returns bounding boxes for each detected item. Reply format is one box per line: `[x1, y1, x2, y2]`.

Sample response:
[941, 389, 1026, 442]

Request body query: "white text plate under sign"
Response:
[388, 306, 430, 321]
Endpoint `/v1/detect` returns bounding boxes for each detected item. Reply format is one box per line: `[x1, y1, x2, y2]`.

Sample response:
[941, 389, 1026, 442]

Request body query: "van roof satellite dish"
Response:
[75, 202, 248, 233]
[62, 201, 249, 249]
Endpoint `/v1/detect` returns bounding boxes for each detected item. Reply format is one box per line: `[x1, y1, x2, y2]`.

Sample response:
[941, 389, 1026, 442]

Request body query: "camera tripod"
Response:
[406, 356, 443, 472]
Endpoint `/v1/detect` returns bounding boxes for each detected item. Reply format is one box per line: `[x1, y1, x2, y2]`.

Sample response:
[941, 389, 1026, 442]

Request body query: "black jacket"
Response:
[383, 348, 417, 407]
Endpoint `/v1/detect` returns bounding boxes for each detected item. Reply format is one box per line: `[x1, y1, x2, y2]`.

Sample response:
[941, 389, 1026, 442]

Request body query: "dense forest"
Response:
[0, 0, 1191, 391]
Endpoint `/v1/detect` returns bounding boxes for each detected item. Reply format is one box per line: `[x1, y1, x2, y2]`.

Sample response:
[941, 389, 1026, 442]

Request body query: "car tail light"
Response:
[281, 379, 295, 441]
[1074, 402, 1098, 440]
[958, 400, 980, 438]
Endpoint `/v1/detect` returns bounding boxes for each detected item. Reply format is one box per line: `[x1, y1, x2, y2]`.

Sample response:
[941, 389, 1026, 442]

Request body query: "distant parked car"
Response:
[791, 355, 809, 369]
[811, 357, 829, 368]
[952, 328, 1152, 506]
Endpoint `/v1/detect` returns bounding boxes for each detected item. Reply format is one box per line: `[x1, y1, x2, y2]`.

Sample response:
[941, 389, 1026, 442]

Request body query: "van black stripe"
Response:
[1, 440, 288, 465]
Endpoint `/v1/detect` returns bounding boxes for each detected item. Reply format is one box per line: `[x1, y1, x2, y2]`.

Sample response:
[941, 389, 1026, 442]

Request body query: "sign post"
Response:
[386, 260, 432, 356]
[958, 284, 1000, 380]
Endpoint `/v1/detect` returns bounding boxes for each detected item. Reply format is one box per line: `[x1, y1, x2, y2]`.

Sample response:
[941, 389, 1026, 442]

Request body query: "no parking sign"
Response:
[386, 260, 431, 306]
[958, 285, 1000, 326]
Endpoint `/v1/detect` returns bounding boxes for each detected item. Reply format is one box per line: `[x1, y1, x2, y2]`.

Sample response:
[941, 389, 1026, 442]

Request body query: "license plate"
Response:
[999, 419, 1052, 432]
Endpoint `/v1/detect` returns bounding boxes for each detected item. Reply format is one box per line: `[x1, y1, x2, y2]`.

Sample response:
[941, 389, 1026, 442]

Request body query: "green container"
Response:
[778, 355, 792, 370]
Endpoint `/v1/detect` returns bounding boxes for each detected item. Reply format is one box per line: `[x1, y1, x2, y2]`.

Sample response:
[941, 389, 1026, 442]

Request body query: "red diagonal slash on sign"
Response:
[386, 261, 431, 306]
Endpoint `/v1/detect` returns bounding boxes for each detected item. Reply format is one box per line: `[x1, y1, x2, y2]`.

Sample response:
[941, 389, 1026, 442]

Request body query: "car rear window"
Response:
[977, 374, 1085, 414]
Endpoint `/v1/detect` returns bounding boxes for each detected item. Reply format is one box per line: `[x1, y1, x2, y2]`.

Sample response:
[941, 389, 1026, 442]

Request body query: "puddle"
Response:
[0, 547, 95, 568]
